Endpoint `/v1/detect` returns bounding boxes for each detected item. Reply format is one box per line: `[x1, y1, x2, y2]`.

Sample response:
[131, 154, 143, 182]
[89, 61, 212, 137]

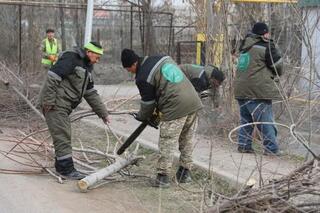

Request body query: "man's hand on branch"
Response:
[102, 115, 110, 124]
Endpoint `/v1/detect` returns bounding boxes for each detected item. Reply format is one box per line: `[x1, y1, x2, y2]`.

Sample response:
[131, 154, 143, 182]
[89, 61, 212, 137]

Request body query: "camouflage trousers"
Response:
[157, 111, 198, 175]
[45, 108, 73, 159]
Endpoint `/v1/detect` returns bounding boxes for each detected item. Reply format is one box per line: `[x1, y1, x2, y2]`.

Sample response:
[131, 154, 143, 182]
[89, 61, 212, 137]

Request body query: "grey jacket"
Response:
[135, 56, 202, 121]
[39, 47, 108, 117]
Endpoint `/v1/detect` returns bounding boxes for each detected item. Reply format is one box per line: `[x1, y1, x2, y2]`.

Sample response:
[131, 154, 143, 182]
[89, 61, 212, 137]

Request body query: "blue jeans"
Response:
[237, 99, 278, 153]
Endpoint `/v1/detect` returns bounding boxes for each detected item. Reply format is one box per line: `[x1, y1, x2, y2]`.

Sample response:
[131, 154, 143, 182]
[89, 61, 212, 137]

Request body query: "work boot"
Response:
[62, 169, 86, 180]
[238, 147, 255, 154]
[176, 166, 192, 183]
[55, 157, 85, 180]
[151, 173, 170, 188]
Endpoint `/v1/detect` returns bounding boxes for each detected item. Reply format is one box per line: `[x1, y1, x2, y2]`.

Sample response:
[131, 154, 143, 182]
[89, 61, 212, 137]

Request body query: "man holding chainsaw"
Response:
[179, 64, 225, 108]
[39, 41, 109, 180]
[121, 49, 202, 188]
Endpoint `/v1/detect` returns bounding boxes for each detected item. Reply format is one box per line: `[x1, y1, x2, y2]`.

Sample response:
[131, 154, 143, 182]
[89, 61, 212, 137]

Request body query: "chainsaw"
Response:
[117, 112, 160, 155]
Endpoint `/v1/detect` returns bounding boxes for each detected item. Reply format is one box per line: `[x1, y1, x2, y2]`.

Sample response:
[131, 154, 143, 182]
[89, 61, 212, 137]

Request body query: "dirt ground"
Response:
[0, 83, 311, 212]
[0, 118, 234, 213]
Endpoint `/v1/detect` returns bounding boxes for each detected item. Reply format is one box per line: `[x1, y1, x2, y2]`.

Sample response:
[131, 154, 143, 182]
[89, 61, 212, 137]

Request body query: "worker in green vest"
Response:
[41, 29, 59, 69]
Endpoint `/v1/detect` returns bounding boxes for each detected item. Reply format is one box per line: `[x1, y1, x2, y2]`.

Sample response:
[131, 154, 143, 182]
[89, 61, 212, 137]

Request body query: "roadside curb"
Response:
[111, 127, 246, 188]
[84, 119, 245, 188]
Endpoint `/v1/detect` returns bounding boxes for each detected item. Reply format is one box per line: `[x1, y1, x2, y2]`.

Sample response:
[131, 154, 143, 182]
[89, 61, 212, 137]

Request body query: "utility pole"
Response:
[84, 0, 94, 45]
[205, 0, 215, 65]
[59, 0, 66, 50]
[18, 4, 22, 74]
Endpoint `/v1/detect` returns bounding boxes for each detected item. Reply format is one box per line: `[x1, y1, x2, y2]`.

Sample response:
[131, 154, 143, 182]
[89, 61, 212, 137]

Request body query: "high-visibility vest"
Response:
[41, 38, 58, 66]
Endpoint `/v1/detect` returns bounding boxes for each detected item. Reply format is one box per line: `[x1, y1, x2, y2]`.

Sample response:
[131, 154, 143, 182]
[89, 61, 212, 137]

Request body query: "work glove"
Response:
[147, 112, 160, 129]
[199, 90, 211, 99]
[130, 112, 144, 122]
[130, 112, 159, 129]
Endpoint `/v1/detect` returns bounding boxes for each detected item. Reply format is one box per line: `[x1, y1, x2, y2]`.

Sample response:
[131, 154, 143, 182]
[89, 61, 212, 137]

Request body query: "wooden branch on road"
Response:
[77, 154, 144, 192]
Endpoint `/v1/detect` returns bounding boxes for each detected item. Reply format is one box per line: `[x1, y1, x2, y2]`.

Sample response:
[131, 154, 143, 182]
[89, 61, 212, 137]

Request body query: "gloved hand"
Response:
[200, 90, 211, 99]
[130, 112, 144, 122]
[147, 112, 160, 129]
[129, 112, 160, 129]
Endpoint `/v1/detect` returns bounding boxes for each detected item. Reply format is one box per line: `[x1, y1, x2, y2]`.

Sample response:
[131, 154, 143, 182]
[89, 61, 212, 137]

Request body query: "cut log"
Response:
[77, 154, 144, 192]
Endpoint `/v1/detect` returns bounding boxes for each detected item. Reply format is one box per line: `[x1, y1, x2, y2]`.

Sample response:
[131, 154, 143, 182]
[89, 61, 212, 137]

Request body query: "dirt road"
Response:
[0, 130, 151, 213]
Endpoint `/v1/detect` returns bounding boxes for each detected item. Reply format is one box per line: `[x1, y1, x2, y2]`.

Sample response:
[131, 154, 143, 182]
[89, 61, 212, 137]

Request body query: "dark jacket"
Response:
[39, 47, 108, 117]
[135, 56, 202, 121]
[179, 64, 211, 92]
[179, 64, 220, 107]
[234, 33, 283, 100]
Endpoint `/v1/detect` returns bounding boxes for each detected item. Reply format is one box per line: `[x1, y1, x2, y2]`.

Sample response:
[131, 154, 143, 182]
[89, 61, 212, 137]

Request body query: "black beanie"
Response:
[121, 49, 139, 68]
[46, 28, 55, 33]
[210, 66, 225, 83]
[252, 22, 269, 35]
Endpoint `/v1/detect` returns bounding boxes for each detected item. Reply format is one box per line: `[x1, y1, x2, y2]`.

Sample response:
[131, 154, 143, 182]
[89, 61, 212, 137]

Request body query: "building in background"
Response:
[299, 0, 320, 90]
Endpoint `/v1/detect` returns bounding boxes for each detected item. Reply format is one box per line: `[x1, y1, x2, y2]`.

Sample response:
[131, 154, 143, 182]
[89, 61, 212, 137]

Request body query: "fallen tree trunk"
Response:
[77, 154, 144, 192]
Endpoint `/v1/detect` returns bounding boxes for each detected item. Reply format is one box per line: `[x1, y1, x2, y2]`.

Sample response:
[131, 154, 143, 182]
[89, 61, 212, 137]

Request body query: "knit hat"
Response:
[210, 66, 225, 83]
[252, 22, 269, 35]
[84, 41, 103, 55]
[121, 49, 139, 68]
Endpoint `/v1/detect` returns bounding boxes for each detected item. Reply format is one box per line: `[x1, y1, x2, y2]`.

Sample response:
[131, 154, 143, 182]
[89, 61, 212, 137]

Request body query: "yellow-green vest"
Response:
[41, 38, 58, 66]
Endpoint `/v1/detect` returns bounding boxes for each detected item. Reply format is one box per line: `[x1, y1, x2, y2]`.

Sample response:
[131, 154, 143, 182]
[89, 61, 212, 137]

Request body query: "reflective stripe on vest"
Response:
[41, 38, 58, 65]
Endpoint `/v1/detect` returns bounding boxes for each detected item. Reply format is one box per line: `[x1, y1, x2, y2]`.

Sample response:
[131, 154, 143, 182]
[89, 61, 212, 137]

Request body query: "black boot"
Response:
[151, 173, 170, 188]
[55, 157, 86, 180]
[62, 169, 86, 180]
[176, 166, 192, 183]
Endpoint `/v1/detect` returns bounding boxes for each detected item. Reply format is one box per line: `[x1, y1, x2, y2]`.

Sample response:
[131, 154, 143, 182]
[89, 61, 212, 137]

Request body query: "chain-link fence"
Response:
[0, 2, 175, 85]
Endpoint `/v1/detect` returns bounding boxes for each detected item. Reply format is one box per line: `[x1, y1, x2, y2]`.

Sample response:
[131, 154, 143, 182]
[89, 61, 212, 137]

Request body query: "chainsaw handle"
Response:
[130, 112, 159, 129]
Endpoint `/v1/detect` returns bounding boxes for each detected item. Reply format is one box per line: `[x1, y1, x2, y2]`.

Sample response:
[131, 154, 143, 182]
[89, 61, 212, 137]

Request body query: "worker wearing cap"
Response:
[39, 41, 109, 180]
[234, 22, 283, 155]
[41, 29, 60, 68]
[179, 64, 225, 108]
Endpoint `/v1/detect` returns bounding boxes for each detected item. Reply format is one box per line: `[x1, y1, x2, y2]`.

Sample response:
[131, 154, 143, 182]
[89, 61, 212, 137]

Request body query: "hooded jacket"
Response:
[234, 33, 283, 100]
[135, 56, 202, 121]
[39, 47, 108, 118]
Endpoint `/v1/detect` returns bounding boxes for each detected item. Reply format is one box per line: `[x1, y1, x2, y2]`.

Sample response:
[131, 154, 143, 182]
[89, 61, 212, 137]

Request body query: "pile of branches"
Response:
[0, 61, 143, 188]
[209, 158, 320, 212]
[0, 101, 142, 186]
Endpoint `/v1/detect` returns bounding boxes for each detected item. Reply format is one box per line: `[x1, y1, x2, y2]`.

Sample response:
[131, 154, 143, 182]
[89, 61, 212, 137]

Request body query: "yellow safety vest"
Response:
[41, 38, 58, 66]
